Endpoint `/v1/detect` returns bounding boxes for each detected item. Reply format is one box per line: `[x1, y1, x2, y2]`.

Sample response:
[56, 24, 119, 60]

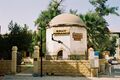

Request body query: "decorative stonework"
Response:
[72, 32, 83, 41]
[53, 27, 70, 34]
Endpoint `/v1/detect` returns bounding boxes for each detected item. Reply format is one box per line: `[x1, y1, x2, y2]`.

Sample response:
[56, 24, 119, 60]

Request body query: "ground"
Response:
[1, 75, 120, 80]
[1, 64, 120, 80]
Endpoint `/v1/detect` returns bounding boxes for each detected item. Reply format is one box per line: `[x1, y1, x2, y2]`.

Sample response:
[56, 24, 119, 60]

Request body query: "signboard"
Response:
[72, 32, 83, 41]
[53, 27, 70, 34]
[90, 51, 99, 68]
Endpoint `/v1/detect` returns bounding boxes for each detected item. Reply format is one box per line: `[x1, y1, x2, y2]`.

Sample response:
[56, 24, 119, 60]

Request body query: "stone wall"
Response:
[45, 55, 86, 60]
[38, 60, 92, 77]
[0, 60, 11, 75]
[0, 59, 106, 76]
[99, 59, 106, 73]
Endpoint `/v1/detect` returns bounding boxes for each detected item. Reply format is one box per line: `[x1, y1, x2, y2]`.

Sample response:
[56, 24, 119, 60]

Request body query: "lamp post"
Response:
[40, 28, 43, 77]
[37, 27, 43, 77]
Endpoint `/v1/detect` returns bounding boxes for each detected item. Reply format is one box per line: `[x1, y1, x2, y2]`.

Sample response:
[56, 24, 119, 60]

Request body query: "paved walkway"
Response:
[1, 75, 120, 80]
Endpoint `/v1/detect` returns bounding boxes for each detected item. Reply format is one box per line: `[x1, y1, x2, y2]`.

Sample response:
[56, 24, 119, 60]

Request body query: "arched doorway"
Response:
[57, 50, 63, 60]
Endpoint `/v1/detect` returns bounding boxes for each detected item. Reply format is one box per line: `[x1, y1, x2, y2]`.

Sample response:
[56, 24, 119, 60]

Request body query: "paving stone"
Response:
[1, 75, 120, 80]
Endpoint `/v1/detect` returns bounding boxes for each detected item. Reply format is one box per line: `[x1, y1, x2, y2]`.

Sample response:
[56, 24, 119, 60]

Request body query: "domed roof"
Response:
[49, 13, 86, 27]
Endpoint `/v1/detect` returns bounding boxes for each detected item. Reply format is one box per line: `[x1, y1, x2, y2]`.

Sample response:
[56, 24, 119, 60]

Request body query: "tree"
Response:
[80, 12, 110, 51]
[89, 0, 119, 16]
[80, 0, 119, 56]
[8, 21, 33, 53]
[69, 9, 78, 15]
[0, 21, 34, 59]
[0, 33, 11, 59]
[106, 36, 117, 56]
[35, 0, 64, 55]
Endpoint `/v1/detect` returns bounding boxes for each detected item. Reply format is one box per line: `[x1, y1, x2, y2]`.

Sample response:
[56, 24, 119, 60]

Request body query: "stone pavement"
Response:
[1, 75, 120, 80]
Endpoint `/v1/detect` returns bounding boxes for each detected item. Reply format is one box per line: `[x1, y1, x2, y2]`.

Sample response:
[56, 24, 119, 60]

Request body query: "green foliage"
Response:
[35, 0, 64, 55]
[0, 34, 11, 59]
[0, 21, 33, 59]
[8, 21, 33, 52]
[89, 0, 119, 16]
[80, 12, 110, 52]
[35, 0, 63, 28]
[106, 36, 117, 56]
[69, 9, 78, 15]
[79, 0, 119, 56]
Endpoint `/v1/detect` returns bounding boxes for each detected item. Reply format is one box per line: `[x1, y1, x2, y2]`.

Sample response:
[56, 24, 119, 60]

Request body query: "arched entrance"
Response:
[57, 50, 63, 60]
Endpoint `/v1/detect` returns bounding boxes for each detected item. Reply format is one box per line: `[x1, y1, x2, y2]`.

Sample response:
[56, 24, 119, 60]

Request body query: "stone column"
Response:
[33, 46, 40, 74]
[91, 68, 99, 77]
[11, 46, 18, 74]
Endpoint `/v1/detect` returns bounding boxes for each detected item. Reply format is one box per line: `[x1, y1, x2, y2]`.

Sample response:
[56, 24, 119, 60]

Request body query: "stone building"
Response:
[46, 13, 87, 60]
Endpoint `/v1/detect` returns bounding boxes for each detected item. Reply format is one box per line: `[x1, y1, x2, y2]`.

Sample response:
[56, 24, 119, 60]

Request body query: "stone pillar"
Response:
[33, 46, 40, 74]
[11, 46, 18, 74]
[91, 68, 98, 77]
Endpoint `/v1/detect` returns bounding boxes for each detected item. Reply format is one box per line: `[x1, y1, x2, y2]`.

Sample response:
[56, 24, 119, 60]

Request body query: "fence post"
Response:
[33, 46, 40, 75]
[11, 46, 17, 74]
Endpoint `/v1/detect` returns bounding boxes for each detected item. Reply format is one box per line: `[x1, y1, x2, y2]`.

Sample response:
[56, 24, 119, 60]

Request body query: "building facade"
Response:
[46, 13, 87, 60]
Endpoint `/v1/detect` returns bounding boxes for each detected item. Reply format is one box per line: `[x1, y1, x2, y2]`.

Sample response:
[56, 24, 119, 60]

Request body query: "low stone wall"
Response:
[45, 55, 86, 60]
[17, 65, 33, 73]
[69, 55, 86, 60]
[38, 60, 92, 77]
[99, 59, 106, 73]
[0, 60, 11, 75]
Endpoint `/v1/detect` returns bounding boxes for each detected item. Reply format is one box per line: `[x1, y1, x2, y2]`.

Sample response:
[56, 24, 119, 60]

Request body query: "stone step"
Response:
[16, 73, 33, 76]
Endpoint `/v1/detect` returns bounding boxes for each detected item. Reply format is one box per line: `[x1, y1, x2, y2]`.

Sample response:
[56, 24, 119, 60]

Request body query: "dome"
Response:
[49, 13, 86, 27]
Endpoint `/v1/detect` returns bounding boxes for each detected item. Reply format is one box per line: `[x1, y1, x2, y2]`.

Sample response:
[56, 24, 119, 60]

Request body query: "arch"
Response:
[57, 50, 63, 60]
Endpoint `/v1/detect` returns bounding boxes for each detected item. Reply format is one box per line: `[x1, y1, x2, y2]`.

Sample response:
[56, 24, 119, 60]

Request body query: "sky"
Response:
[0, 0, 120, 34]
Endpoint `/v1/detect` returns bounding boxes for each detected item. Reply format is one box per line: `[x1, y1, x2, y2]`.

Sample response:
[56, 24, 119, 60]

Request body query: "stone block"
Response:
[38, 60, 92, 76]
